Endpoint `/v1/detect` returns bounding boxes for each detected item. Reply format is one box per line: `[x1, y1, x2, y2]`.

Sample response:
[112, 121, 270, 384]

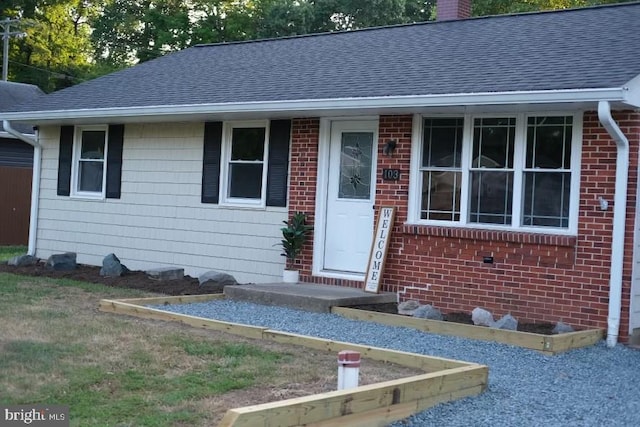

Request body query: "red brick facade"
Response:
[288, 111, 640, 339]
[288, 118, 320, 272]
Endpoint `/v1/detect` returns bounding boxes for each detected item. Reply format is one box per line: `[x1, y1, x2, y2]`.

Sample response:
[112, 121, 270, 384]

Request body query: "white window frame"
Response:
[71, 125, 108, 199]
[219, 120, 270, 207]
[408, 112, 582, 235]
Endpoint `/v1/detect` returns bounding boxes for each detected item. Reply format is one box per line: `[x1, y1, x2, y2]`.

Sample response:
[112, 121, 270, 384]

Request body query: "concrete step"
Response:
[224, 282, 397, 313]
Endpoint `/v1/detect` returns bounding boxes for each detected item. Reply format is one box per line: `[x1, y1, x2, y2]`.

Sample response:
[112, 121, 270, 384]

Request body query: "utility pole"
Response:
[1, 18, 25, 81]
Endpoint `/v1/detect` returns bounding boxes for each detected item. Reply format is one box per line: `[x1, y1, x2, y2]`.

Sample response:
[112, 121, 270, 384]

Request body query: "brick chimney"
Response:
[436, 0, 471, 21]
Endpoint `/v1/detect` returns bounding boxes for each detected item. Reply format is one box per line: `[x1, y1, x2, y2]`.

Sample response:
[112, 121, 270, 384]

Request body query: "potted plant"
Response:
[278, 212, 313, 283]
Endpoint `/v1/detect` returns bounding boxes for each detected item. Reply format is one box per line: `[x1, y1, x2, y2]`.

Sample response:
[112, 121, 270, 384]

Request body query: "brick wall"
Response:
[288, 111, 640, 339]
[288, 118, 319, 273]
[437, 0, 472, 21]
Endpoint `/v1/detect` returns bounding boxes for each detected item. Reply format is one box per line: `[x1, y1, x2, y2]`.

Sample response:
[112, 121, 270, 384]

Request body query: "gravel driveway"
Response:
[152, 299, 640, 427]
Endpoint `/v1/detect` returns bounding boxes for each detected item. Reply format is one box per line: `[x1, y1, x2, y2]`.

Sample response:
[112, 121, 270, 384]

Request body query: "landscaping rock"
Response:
[398, 300, 420, 315]
[492, 314, 518, 331]
[100, 253, 129, 277]
[199, 271, 238, 292]
[471, 307, 494, 327]
[46, 252, 77, 271]
[8, 254, 38, 267]
[146, 267, 184, 281]
[412, 304, 443, 321]
[552, 321, 575, 334]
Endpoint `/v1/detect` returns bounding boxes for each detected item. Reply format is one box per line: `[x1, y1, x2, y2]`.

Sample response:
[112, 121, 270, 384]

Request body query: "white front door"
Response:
[323, 120, 378, 274]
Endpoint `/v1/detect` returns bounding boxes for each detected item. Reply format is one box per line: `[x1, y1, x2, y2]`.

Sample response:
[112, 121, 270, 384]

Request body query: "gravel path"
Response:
[151, 300, 640, 427]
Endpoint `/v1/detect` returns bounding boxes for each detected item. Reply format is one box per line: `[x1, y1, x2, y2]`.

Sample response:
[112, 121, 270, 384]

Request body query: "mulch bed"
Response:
[1, 261, 555, 334]
[0, 262, 209, 296]
[347, 303, 556, 335]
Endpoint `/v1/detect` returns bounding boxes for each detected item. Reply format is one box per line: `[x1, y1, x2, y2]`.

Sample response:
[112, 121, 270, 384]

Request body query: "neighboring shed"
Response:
[0, 81, 43, 245]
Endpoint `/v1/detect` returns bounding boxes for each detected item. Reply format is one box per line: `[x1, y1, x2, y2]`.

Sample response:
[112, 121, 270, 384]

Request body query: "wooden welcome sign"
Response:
[364, 206, 395, 293]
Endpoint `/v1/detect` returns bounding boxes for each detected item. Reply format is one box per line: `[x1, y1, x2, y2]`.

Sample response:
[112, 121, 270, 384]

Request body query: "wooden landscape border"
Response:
[99, 295, 488, 427]
[332, 307, 604, 355]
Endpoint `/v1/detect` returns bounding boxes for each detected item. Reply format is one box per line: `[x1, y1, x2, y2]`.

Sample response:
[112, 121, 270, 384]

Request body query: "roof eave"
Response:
[624, 75, 640, 108]
[0, 87, 635, 124]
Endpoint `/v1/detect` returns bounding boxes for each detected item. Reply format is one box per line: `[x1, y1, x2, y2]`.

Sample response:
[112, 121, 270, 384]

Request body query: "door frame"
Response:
[312, 116, 379, 280]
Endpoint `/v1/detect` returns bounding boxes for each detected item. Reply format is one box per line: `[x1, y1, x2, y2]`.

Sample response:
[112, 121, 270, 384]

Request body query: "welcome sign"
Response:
[364, 207, 396, 293]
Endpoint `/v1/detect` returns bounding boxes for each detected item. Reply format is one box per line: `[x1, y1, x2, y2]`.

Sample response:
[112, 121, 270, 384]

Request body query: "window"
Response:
[411, 114, 581, 232]
[338, 132, 374, 200]
[72, 126, 108, 197]
[469, 117, 515, 225]
[221, 121, 269, 205]
[523, 116, 573, 228]
[420, 118, 463, 221]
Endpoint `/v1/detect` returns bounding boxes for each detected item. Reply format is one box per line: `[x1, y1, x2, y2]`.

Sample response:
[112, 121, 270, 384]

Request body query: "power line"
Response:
[8, 59, 86, 83]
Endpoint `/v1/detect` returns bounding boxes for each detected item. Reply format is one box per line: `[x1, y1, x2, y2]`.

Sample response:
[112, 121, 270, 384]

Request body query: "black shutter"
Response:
[106, 124, 124, 199]
[266, 120, 291, 207]
[57, 125, 74, 196]
[202, 121, 223, 204]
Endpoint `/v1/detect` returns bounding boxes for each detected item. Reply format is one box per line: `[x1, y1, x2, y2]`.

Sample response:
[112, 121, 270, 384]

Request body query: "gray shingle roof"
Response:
[5, 2, 640, 115]
[0, 81, 44, 132]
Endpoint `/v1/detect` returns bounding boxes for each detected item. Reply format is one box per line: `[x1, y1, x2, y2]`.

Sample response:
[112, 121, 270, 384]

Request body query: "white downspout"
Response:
[597, 101, 630, 348]
[3, 120, 41, 257]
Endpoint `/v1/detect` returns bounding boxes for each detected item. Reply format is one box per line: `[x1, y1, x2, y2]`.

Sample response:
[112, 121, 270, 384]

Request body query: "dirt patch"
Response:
[443, 311, 556, 334]
[348, 304, 557, 335]
[0, 261, 209, 296]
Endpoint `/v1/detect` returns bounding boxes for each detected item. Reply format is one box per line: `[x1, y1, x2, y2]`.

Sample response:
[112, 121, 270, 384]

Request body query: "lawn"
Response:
[0, 271, 415, 426]
[0, 274, 292, 425]
[0, 245, 27, 262]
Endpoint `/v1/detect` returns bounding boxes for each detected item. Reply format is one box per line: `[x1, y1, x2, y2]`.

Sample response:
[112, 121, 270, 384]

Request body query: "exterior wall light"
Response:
[383, 139, 397, 156]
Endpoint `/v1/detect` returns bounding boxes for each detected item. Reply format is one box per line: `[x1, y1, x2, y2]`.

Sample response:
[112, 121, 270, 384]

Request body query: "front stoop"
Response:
[223, 282, 397, 313]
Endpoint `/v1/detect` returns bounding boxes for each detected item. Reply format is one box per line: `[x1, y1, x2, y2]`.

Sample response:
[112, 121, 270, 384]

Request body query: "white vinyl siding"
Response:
[36, 123, 287, 282]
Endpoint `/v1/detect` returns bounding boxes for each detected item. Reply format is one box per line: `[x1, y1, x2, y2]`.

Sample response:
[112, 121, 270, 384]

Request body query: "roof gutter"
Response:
[2, 120, 37, 146]
[2, 120, 41, 257]
[0, 87, 633, 123]
[597, 101, 630, 348]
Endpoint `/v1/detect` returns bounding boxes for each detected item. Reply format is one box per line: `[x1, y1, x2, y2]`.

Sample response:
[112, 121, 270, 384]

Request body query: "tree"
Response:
[91, 0, 191, 67]
[189, 0, 258, 45]
[1, 1, 96, 92]
[472, 0, 636, 16]
[2, 0, 634, 91]
[310, 0, 434, 31]
[254, 0, 434, 36]
[92, 0, 256, 66]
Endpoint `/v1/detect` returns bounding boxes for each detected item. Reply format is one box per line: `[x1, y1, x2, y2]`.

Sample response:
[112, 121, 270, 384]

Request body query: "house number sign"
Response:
[364, 206, 396, 293]
[382, 169, 401, 181]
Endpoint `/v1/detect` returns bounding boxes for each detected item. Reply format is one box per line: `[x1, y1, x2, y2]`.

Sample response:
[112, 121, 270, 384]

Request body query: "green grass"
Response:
[1, 341, 82, 371]
[0, 273, 294, 426]
[0, 245, 27, 262]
